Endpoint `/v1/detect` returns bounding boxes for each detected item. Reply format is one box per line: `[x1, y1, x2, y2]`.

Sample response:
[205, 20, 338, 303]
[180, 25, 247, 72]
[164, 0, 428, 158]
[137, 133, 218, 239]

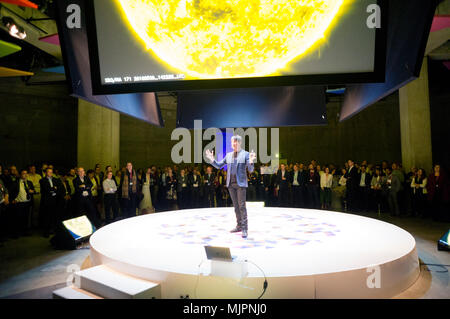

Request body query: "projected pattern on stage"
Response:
[90, 207, 419, 298]
[153, 209, 340, 249]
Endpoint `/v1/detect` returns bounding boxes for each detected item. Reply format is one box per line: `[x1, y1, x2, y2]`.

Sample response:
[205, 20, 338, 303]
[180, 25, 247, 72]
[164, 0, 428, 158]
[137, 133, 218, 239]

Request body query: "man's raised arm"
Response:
[206, 149, 226, 170]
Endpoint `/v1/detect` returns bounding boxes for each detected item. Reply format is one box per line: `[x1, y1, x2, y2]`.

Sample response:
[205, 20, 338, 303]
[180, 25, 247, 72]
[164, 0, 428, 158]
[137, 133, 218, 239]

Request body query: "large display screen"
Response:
[55, 0, 164, 126]
[86, 0, 386, 94]
[339, 0, 437, 121]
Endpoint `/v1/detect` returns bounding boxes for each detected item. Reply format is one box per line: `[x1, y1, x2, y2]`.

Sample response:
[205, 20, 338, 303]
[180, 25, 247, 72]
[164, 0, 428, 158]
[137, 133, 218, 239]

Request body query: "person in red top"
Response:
[426, 164, 450, 221]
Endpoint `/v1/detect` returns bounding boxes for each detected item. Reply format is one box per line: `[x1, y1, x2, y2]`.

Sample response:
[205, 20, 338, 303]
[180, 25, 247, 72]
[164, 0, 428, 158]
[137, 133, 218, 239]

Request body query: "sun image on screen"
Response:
[116, 0, 345, 79]
[93, 0, 377, 86]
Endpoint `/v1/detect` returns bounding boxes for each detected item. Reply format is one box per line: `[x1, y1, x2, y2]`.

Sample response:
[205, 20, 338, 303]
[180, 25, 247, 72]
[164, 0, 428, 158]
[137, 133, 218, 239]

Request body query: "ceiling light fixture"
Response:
[2, 16, 27, 39]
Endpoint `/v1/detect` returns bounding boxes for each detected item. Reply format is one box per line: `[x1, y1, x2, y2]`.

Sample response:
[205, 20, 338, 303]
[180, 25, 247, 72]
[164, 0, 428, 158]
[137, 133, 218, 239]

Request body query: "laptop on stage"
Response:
[204, 246, 236, 261]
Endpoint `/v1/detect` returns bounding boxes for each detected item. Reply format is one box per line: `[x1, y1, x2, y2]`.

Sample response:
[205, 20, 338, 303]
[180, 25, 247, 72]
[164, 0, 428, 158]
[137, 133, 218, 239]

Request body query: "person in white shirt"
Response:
[339, 168, 347, 186]
[320, 167, 333, 209]
[358, 164, 371, 212]
[411, 168, 427, 217]
[290, 164, 305, 208]
[11, 169, 35, 237]
[276, 164, 289, 207]
[103, 171, 119, 223]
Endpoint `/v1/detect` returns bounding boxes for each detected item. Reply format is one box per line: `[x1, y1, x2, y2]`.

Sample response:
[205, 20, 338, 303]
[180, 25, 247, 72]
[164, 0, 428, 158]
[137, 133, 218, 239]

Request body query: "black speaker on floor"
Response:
[50, 215, 96, 250]
[437, 229, 450, 251]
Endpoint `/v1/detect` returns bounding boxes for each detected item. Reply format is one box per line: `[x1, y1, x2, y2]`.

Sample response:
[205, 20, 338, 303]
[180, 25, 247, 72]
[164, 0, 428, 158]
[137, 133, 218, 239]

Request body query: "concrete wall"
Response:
[1, 76, 447, 171]
[120, 94, 179, 168]
[78, 100, 120, 172]
[119, 92, 402, 169]
[0, 78, 78, 170]
[279, 93, 401, 167]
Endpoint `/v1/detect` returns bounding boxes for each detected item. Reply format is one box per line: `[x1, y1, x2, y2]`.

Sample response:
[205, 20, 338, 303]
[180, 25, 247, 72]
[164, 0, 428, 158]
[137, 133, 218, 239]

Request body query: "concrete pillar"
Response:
[399, 58, 433, 173]
[77, 99, 120, 171]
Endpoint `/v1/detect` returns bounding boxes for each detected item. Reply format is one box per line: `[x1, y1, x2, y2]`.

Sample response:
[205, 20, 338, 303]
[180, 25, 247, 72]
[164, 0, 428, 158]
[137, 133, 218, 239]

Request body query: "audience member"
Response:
[120, 162, 140, 218]
[320, 166, 333, 209]
[0, 177, 9, 243]
[27, 165, 41, 229]
[10, 169, 35, 237]
[0, 159, 448, 242]
[140, 167, 155, 214]
[384, 167, 401, 216]
[276, 164, 290, 207]
[73, 167, 101, 228]
[103, 171, 120, 223]
[305, 164, 320, 209]
[291, 164, 305, 208]
[40, 168, 64, 237]
[165, 167, 178, 211]
[370, 168, 384, 213]
[411, 168, 427, 217]
[358, 164, 372, 212]
[427, 164, 450, 221]
[203, 166, 215, 208]
[345, 160, 359, 212]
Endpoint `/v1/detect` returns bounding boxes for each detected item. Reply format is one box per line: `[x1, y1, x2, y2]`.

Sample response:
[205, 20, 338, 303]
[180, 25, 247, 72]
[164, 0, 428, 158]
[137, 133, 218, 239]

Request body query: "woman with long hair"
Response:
[137, 168, 144, 185]
[370, 168, 384, 213]
[139, 167, 155, 214]
[337, 168, 347, 211]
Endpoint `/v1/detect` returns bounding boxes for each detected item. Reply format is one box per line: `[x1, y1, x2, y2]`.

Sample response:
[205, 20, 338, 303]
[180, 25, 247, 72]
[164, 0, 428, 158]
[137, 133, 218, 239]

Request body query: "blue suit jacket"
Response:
[211, 150, 254, 188]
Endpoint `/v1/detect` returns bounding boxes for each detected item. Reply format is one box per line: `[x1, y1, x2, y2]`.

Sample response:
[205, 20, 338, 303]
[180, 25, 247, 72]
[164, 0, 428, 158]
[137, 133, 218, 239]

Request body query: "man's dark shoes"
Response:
[230, 227, 242, 233]
[242, 230, 248, 238]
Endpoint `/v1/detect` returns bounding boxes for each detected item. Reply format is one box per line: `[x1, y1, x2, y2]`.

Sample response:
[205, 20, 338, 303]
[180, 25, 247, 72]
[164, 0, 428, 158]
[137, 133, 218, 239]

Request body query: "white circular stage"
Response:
[89, 207, 420, 299]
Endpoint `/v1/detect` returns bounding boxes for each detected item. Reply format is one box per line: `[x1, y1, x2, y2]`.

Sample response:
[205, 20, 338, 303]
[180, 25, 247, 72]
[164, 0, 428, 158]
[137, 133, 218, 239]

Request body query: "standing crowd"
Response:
[0, 159, 449, 244]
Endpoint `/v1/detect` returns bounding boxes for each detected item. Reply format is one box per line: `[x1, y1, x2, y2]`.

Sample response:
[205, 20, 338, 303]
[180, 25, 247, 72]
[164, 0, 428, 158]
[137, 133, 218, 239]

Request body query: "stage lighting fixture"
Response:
[50, 215, 96, 250]
[2, 16, 26, 39]
[437, 229, 450, 251]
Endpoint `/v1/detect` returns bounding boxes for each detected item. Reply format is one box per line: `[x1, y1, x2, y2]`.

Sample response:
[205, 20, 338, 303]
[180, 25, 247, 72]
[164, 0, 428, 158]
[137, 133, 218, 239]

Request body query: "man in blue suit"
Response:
[206, 135, 256, 238]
